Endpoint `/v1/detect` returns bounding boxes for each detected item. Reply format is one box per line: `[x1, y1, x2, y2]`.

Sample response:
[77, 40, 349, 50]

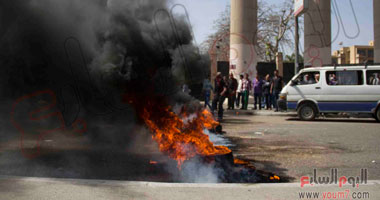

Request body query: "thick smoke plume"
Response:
[0, 0, 219, 182]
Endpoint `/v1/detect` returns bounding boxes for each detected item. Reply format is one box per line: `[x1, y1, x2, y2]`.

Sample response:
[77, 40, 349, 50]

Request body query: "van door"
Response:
[286, 71, 322, 110]
[319, 70, 373, 113]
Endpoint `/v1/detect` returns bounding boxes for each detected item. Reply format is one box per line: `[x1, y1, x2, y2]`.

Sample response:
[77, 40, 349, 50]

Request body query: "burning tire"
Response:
[297, 103, 317, 121]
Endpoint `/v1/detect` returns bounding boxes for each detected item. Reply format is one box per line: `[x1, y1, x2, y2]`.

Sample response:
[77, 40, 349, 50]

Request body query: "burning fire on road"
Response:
[126, 94, 230, 168]
[124, 93, 283, 183]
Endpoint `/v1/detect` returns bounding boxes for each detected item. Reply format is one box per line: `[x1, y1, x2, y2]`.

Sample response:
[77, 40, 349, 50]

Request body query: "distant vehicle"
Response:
[278, 65, 380, 122]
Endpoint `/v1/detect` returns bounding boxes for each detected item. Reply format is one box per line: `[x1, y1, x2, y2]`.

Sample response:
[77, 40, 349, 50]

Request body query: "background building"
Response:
[332, 41, 374, 65]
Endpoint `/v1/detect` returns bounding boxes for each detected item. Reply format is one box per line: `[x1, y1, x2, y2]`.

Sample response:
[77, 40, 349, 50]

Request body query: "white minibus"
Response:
[278, 65, 380, 122]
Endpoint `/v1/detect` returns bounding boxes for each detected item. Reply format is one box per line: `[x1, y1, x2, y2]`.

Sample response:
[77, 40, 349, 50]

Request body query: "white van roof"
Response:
[300, 65, 380, 72]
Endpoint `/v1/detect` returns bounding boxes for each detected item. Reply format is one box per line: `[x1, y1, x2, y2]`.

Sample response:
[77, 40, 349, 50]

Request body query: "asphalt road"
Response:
[1, 109, 380, 199]
[1, 110, 379, 183]
[222, 110, 380, 182]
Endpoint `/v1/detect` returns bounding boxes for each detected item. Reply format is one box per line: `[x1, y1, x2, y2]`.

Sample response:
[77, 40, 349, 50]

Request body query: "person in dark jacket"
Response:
[262, 74, 272, 110]
[227, 73, 238, 110]
[270, 70, 284, 112]
[212, 72, 228, 121]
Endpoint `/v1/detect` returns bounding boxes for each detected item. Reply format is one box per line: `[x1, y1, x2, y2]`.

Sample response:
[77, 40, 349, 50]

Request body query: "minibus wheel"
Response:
[298, 103, 317, 121]
[376, 108, 380, 122]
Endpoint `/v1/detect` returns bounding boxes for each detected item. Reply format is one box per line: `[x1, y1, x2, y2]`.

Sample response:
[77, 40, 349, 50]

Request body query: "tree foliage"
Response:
[203, 0, 302, 62]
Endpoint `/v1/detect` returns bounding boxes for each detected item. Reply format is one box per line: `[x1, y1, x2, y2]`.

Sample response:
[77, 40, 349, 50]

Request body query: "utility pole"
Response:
[295, 16, 299, 74]
[294, 0, 308, 74]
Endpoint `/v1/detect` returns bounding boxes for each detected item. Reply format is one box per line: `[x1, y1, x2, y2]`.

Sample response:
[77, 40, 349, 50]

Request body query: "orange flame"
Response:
[149, 160, 158, 165]
[124, 94, 231, 168]
[201, 109, 220, 130]
[234, 158, 249, 165]
[141, 105, 230, 167]
[270, 175, 280, 180]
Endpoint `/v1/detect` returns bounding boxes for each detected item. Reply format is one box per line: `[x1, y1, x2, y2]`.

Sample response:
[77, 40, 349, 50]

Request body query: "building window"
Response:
[368, 50, 374, 58]
[357, 49, 366, 56]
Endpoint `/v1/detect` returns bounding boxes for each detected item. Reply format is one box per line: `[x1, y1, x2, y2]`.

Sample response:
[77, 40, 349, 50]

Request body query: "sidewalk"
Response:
[1, 175, 379, 200]
[201, 100, 297, 117]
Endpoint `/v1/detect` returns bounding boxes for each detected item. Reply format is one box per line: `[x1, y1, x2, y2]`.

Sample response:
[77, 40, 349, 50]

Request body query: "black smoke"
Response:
[0, 0, 213, 181]
[0, 0, 208, 139]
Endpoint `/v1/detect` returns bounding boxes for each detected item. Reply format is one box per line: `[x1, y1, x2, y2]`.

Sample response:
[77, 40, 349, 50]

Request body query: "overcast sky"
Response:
[170, 0, 374, 54]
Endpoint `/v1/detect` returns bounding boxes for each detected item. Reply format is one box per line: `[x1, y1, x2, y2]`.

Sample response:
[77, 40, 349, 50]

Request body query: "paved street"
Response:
[222, 109, 380, 181]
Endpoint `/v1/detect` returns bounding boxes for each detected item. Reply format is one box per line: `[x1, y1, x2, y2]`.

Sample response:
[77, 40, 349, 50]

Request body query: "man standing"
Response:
[241, 73, 250, 110]
[236, 74, 244, 108]
[262, 74, 272, 110]
[228, 73, 238, 110]
[252, 74, 263, 110]
[270, 70, 283, 112]
[212, 72, 228, 121]
[202, 77, 213, 109]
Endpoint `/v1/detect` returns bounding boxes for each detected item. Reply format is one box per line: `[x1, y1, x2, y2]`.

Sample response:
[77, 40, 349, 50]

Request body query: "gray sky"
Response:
[170, 0, 374, 55]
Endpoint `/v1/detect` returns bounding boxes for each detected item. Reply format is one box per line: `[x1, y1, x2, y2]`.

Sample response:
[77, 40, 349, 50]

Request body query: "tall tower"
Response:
[230, 0, 258, 77]
[304, 0, 331, 67]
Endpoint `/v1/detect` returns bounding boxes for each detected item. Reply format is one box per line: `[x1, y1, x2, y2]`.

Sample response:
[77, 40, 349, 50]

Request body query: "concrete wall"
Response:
[304, 0, 331, 67]
[230, 0, 258, 77]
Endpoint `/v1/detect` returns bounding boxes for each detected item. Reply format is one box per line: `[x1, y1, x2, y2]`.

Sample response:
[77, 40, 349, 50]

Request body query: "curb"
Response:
[1, 175, 379, 188]
[252, 111, 297, 117]
[225, 110, 297, 117]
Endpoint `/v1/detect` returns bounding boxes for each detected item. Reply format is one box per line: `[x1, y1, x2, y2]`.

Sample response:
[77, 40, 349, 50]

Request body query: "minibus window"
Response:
[295, 72, 320, 85]
[326, 71, 363, 86]
[366, 70, 380, 85]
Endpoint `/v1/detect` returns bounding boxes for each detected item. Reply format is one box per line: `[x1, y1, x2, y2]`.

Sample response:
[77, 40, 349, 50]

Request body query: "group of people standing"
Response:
[203, 70, 284, 121]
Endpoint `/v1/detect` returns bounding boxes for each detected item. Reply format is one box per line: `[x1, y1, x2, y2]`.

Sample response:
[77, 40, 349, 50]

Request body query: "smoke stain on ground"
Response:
[226, 133, 346, 181]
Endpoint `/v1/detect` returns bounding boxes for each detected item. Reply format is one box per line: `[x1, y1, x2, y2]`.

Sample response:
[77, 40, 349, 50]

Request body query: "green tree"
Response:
[285, 53, 304, 63]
